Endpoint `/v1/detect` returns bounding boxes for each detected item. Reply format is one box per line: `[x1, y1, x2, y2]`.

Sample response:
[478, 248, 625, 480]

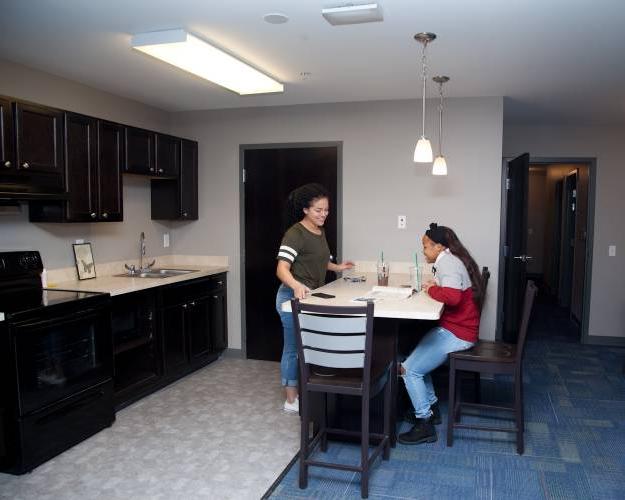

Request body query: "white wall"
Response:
[0, 59, 174, 268]
[504, 124, 625, 340]
[171, 97, 504, 350]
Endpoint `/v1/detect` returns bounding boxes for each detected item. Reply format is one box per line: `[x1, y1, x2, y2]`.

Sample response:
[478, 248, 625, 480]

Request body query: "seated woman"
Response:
[399, 223, 485, 445]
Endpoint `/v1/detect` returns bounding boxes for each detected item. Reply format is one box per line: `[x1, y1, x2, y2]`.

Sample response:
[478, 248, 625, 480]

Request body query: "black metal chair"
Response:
[291, 298, 391, 499]
[446, 280, 537, 454]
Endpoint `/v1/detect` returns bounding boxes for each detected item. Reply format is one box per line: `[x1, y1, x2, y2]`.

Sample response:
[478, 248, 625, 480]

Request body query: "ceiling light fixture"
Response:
[321, 3, 383, 26]
[131, 29, 284, 95]
[413, 32, 436, 163]
[263, 13, 289, 24]
[432, 76, 449, 176]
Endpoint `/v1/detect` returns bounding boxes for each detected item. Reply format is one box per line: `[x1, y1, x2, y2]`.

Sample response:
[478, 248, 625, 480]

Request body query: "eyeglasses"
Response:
[343, 275, 367, 283]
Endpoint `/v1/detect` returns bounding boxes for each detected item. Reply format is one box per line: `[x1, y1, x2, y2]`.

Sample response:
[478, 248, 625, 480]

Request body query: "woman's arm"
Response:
[327, 260, 355, 273]
[276, 260, 310, 299]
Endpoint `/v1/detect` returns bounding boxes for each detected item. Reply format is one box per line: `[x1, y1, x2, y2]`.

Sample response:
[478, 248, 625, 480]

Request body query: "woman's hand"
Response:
[292, 282, 311, 299]
[422, 279, 437, 294]
[337, 261, 355, 271]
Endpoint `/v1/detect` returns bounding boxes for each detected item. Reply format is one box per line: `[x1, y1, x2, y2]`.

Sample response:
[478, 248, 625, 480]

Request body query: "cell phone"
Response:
[311, 292, 336, 299]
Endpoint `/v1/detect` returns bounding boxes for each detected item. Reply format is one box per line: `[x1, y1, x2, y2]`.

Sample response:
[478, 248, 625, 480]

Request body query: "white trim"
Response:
[280, 245, 298, 257]
[277, 251, 295, 262]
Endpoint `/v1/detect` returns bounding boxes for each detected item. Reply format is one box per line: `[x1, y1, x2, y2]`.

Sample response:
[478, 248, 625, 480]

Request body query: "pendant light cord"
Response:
[438, 81, 443, 156]
[421, 41, 429, 137]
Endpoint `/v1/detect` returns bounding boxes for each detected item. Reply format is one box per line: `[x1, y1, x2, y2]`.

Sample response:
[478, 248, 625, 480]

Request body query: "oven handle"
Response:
[34, 389, 106, 425]
[13, 307, 106, 330]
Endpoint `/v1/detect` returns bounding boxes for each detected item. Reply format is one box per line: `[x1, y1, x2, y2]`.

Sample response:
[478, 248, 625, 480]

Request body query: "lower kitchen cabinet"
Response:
[111, 274, 227, 409]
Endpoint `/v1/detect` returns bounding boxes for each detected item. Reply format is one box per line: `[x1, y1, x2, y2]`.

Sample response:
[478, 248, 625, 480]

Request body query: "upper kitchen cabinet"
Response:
[97, 120, 124, 221]
[15, 101, 64, 176]
[150, 139, 198, 220]
[155, 133, 180, 177]
[0, 97, 15, 169]
[30, 114, 124, 222]
[124, 126, 155, 175]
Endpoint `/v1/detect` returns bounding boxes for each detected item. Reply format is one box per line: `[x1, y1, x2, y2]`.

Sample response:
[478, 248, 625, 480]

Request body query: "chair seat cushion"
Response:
[450, 340, 517, 363]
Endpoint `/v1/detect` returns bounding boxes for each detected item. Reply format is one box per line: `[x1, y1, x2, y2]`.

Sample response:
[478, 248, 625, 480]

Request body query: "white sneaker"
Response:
[283, 397, 299, 413]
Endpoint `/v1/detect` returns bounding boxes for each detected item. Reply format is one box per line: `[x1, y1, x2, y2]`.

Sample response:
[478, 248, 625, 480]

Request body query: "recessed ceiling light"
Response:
[131, 29, 284, 95]
[263, 13, 289, 24]
[321, 3, 383, 26]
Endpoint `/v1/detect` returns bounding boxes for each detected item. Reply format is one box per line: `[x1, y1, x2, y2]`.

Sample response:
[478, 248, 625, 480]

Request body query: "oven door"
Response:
[12, 305, 112, 415]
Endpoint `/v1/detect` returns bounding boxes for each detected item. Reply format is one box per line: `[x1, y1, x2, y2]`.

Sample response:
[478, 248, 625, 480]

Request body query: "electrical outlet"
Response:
[608, 245, 616, 257]
[397, 215, 407, 229]
[163, 233, 170, 248]
[75, 239, 84, 244]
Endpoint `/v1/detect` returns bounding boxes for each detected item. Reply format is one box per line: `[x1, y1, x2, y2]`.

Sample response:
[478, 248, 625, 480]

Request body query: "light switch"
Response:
[397, 215, 407, 229]
[608, 245, 616, 257]
[163, 233, 170, 248]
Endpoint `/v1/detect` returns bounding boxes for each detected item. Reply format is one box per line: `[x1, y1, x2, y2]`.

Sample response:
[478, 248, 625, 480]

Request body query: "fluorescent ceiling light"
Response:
[322, 3, 383, 26]
[131, 29, 284, 95]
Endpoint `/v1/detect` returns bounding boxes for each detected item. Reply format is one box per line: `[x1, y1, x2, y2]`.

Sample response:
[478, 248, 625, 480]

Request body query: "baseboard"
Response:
[221, 348, 244, 358]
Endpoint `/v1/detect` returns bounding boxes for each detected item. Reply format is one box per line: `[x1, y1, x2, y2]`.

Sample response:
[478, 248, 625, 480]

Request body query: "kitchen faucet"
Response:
[139, 231, 155, 272]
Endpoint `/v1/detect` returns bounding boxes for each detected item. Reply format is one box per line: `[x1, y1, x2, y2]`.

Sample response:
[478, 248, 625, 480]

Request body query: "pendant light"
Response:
[413, 32, 436, 163]
[432, 75, 449, 175]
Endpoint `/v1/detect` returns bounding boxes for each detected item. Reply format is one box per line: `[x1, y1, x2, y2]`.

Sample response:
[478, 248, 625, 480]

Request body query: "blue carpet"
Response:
[268, 337, 625, 499]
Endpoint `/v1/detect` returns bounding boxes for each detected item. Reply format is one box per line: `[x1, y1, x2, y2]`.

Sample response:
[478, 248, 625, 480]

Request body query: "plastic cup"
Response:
[409, 266, 421, 291]
[377, 262, 389, 286]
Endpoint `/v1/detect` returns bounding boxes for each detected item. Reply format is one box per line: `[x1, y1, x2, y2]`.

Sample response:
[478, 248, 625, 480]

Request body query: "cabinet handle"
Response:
[158, 168, 163, 173]
[190, 301, 196, 306]
[102, 212, 108, 219]
[149, 167, 154, 172]
[217, 281, 223, 286]
[182, 304, 188, 309]
[182, 212, 188, 217]
[3, 160, 10, 168]
[90, 212, 97, 219]
[213, 295, 218, 299]
[21, 162, 30, 169]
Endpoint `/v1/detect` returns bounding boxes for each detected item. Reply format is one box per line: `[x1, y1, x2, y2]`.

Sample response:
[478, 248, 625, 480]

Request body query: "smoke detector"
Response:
[321, 3, 383, 26]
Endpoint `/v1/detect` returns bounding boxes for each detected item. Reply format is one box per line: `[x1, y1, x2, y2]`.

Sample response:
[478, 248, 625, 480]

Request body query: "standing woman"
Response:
[399, 223, 485, 444]
[275, 183, 354, 413]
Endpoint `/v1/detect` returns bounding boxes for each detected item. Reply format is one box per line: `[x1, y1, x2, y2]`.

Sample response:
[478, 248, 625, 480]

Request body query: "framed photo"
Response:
[73, 242, 97, 280]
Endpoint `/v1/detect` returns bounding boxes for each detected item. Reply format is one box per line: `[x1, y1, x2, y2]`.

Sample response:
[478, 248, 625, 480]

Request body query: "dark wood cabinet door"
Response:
[124, 127, 155, 175]
[186, 296, 211, 363]
[0, 96, 14, 167]
[209, 282, 228, 352]
[155, 134, 180, 177]
[179, 139, 198, 219]
[65, 112, 98, 221]
[162, 305, 187, 374]
[14, 101, 64, 176]
[97, 120, 124, 221]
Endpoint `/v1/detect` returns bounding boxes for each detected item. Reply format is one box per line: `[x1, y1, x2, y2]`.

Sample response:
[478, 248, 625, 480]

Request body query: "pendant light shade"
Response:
[432, 75, 450, 176]
[414, 137, 433, 162]
[413, 32, 436, 163]
[432, 155, 448, 175]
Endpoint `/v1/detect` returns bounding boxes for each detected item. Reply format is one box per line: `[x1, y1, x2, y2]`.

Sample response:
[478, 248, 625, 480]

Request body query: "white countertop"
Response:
[48, 265, 228, 297]
[281, 272, 443, 320]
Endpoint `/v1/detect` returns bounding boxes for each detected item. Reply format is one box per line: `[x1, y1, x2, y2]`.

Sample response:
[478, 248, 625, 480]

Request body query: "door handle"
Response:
[513, 255, 533, 262]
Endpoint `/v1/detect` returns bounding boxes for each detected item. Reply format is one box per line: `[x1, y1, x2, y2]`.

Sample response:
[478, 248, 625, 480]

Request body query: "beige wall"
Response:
[0, 59, 174, 269]
[171, 97, 504, 350]
[504, 125, 625, 340]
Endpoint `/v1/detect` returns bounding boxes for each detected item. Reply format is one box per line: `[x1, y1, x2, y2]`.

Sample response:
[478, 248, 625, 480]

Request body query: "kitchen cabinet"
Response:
[30, 114, 124, 222]
[150, 139, 198, 220]
[111, 290, 160, 409]
[0, 97, 14, 169]
[160, 274, 226, 381]
[124, 126, 154, 175]
[155, 133, 180, 177]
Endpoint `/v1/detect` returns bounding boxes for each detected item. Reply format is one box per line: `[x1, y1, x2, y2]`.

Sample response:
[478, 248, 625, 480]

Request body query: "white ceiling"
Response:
[1, 0, 625, 125]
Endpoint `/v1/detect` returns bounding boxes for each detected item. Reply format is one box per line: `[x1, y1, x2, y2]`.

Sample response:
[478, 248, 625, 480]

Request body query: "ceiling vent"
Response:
[321, 3, 383, 26]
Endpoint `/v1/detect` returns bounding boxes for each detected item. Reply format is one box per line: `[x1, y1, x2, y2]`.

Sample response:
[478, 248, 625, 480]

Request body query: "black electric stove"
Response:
[0, 251, 115, 474]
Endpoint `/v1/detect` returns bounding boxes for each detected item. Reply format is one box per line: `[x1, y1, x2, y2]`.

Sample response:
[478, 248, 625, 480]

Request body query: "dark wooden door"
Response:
[65, 112, 98, 221]
[155, 134, 180, 177]
[179, 139, 198, 219]
[0, 97, 14, 168]
[124, 126, 154, 174]
[187, 296, 211, 363]
[559, 172, 577, 308]
[502, 153, 530, 343]
[209, 279, 228, 352]
[162, 304, 187, 374]
[244, 146, 339, 361]
[14, 101, 64, 185]
[97, 120, 124, 221]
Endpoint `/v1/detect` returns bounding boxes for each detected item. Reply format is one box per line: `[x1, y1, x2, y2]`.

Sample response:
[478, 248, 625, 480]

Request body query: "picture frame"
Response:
[72, 242, 97, 280]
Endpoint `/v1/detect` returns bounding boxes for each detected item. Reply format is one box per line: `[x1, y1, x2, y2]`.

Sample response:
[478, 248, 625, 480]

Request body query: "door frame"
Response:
[238, 141, 343, 359]
[497, 156, 596, 344]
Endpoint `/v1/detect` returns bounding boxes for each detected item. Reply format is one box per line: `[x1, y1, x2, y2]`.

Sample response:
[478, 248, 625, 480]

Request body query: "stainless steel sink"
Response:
[115, 268, 198, 279]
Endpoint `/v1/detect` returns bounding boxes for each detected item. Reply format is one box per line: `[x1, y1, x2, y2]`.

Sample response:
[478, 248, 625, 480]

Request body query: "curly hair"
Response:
[284, 183, 329, 228]
[426, 223, 485, 308]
